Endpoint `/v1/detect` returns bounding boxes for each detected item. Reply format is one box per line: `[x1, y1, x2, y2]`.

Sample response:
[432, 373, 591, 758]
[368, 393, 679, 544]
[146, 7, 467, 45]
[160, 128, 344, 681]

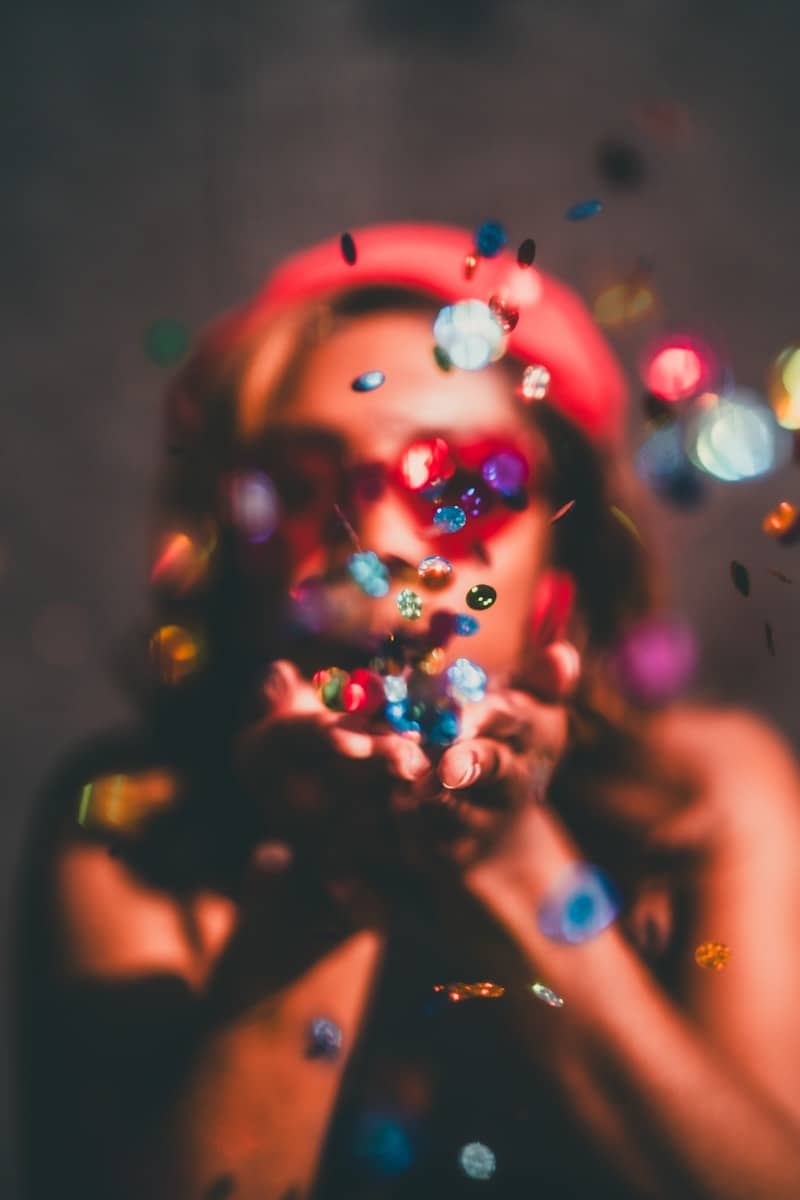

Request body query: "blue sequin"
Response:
[351, 370, 385, 392]
[446, 657, 487, 703]
[348, 550, 390, 598]
[537, 863, 621, 944]
[306, 1017, 342, 1059]
[433, 505, 467, 533]
[475, 221, 508, 258]
[454, 614, 479, 637]
[565, 198, 604, 221]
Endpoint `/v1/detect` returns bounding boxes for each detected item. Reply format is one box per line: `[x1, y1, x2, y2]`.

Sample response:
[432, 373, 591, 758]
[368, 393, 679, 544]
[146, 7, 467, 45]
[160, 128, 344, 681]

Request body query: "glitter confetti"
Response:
[400, 437, 454, 491]
[351, 370, 385, 392]
[529, 982, 565, 1008]
[463, 252, 478, 280]
[313, 667, 350, 710]
[762, 501, 798, 539]
[475, 220, 508, 258]
[446, 657, 487, 703]
[226, 470, 280, 542]
[77, 769, 179, 836]
[731, 560, 750, 597]
[694, 942, 730, 970]
[767, 344, 800, 430]
[348, 551, 390, 598]
[765, 620, 775, 656]
[307, 1017, 343, 1059]
[610, 505, 643, 544]
[433, 505, 467, 533]
[149, 624, 204, 684]
[383, 675, 408, 703]
[550, 499, 576, 524]
[433, 981, 505, 1001]
[517, 237, 536, 266]
[433, 300, 506, 371]
[150, 529, 214, 593]
[482, 450, 528, 496]
[454, 613, 479, 636]
[340, 232, 357, 265]
[768, 569, 793, 583]
[466, 583, 496, 611]
[343, 669, 386, 714]
[538, 863, 621, 944]
[610, 616, 697, 705]
[396, 589, 423, 620]
[433, 343, 453, 372]
[488, 292, 520, 333]
[520, 363, 551, 402]
[458, 1142, 496, 1181]
[417, 647, 446, 675]
[417, 555, 453, 589]
[565, 198, 604, 221]
[144, 318, 190, 367]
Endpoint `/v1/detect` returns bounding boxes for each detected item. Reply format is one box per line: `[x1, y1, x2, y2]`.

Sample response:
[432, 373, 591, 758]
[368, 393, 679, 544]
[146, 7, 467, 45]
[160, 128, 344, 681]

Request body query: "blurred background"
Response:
[3, 0, 800, 1192]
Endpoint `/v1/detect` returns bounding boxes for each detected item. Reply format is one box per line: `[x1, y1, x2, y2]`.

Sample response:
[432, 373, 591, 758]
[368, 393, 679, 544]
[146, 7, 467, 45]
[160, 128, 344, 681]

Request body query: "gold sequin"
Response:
[77, 769, 180, 836]
[694, 941, 730, 970]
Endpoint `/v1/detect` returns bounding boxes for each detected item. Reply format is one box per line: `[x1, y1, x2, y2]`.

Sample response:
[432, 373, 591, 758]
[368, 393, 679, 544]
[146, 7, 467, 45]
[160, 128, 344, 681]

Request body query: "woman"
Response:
[15, 223, 800, 1200]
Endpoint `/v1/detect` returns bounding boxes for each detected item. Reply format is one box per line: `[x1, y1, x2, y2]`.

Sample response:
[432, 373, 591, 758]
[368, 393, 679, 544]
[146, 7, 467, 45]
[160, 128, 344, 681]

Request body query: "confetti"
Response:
[351, 370, 385, 392]
[596, 140, 646, 188]
[313, 667, 350, 710]
[417, 647, 446, 675]
[433, 343, 453, 372]
[433, 981, 505, 1001]
[417, 555, 453, 590]
[226, 470, 280, 542]
[694, 942, 730, 971]
[424, 706, 460, 745]
[396, 589, 423, 620]
[348, 550, 390, 598]
[538, 863, 621, 944]
[466, 583, 496, 611]
[688, 389, 791, 482]
[550, 499, 576, 524]
[475, 220, 508, 258]
[446, 657, 487, 703]
[767, 344, 800, 430]
[463, 252, 478, 280]
[144, 318, 190, 367]
[307, 1017, 343, 1059]
[383, 675, 408, 703]
[520, 363, 551, 402]
[433, 300, 505, 371]
[762, 501, 798, 539]
[517, 237, 536, 267]
[354, 1114, 414, 1174]
[610, 616, 697, 705]
[343, 669, 386, 714]
[149, 624, 204, 684]
[641, 337, 711, 402]
[150, 530, 214, 593]
[731, 560, 750, 597]
[488, 292, 519, 333]
[454, 613, 479, 637]
[77, 769, 179, 836]
[610, 505, 643, 544]
[565, 198, 604, 222]
[765, 620, 775, 657]
[399, 437, 454, 491]
[458, 484, 490, 518]
[340, 232, 357, 265]
[768, 568, 793, 583]
[433, 505, 467, 533]
[458, 1142, 496, 1181]
[482, 450, 528, 496]
[529, 982, 565, 1008]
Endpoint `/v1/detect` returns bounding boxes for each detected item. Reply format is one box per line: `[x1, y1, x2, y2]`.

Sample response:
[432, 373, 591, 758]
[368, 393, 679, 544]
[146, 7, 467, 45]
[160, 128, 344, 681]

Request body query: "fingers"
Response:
[328, 727, 431, 782]
[437, 737, 517, 794]
[262, 659, 326, 720]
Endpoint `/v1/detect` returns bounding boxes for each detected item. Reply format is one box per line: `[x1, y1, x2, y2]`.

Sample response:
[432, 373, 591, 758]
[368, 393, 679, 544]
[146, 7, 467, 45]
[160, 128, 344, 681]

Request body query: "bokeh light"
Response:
[687, 389, 791, 481]
[641, 336, 714, 402]
[433, 300, 506, 370]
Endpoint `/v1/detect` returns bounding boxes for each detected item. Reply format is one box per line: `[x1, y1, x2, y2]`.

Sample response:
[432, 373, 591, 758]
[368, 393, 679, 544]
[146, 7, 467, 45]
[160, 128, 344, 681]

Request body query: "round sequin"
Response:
[433, 300, 506, 371]
[763, 501, 799, 539]
[694, 942, 731, 971]
[396, 589, 423, 620]
[416, 647, 446, 675]
[343, 669, 385, 715]
[348, 551, 391, 598]
[433, 982, 505, 1001]
[383, 675, 408, 703]
[463, 252, 478, 280]
[446, 657, 487, 703]
[481, 450, 529, 496]
[454, 613, 479, 636]
[529, 982, 565, 1008]
[565, 198, 604, 221]
[340, 232, 357, 265]
[433, 505, 467, 533]
[418, 555, 453, 589]
[475, 221, 508, 258]
[307, 1016, 343, 1058]
[226, 470, 280, 542]
[517, 237, 536, 266]
[458, 1142, 496, 1181]
[423, 705, 460, 746]
[488, 292, 520, 333]
[520, 364, 551, 401]
[400, 437, 454, 491]
[537, 863, 621, 944]
[150, 529, 214, 593]
[313, 667, 350, 711]
[351, 370, 385, 392]
[149, 625, 204, 685]
[433, 343, 453, 372]
[466, 584, 496, 611]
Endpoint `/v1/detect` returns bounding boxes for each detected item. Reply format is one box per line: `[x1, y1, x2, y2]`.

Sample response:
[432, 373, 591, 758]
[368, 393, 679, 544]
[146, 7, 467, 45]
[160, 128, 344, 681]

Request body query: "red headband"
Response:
[255, 222, 627, 447]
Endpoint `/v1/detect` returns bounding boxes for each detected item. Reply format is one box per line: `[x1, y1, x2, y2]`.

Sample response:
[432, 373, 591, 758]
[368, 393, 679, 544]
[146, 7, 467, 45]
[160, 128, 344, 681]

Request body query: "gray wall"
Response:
[4, 1, 800, 1192]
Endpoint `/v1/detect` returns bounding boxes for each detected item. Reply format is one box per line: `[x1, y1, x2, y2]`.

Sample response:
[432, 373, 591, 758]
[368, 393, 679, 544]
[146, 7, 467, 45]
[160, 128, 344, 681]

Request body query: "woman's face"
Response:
[271, 309, 555, 682]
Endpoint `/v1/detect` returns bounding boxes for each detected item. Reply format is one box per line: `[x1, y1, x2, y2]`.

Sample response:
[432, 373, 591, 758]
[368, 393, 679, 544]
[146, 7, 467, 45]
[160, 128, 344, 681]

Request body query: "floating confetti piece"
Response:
[694, 942, 730, 970]
[343, 669, 386, 714]
[400, 437, 454, 491]
[433, 981, 505, 1001]
[610, 505, 643, 544]
[475, 220, 508, 258]
[565, 198, 604, 222]
[351, 370, 385, 392]
[433, 300, 506, 371]
[417, 555, 453, 589]
[688, 389, 791, 481]
[424, 706, 460, 745]
[306, 1017, 343, 1058]
[383, 675, 408, 703]
[517, 237, 536, 266]
[482, 450, 528, 496]
[488, 292, 520, 333]
[150, 529, 214, 593]
[77, 770, 179, 836]
[396, 589, 423, 620]
[762, 501, 798, 539]
[538, 863, 621, 944]
[340, 232, 357, 265]
[520, 363, 550, 402]
[463, 251, 478, 280]
[417, 647, 446, 675]
[594, 276, 656, 329]
[226, 470, 280, 542]
[458, 1142, 496, 1181]
[454, 613, 479, 636]
[596, 140, 646, 188]
[433, 343, 453, 372]
[767, 344, 800, 430]
[529, 981, 565, 1008]
[446, 657, 487, 703]
[149, 624, 204, 684]
[550, 499, 576, 524]
[313, 667, 350, 710]
[433, 505, 467, 533]
[466, 583, 496, 611]
[348, 550, 390, 598]
[144, 318, 190, 367]
[768, 568, 793, 583]
[765, 621, 775, 656]
[609, 616, 697, 705]
[731, 560, 750, 597]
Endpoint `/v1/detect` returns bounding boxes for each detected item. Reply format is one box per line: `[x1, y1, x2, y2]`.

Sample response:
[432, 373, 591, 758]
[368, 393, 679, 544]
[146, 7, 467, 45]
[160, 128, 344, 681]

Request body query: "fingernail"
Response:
[399, 745, 429, 781]
[442, 756, 481, 790]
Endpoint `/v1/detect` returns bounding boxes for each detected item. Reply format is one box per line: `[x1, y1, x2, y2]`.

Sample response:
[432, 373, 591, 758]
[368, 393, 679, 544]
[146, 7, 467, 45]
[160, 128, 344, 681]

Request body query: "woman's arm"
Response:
[451, 709, 800, 1200]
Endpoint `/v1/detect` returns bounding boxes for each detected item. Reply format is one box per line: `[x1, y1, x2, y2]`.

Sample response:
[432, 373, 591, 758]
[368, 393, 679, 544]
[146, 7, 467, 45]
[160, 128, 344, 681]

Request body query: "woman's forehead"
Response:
[283, 309, 534, 458]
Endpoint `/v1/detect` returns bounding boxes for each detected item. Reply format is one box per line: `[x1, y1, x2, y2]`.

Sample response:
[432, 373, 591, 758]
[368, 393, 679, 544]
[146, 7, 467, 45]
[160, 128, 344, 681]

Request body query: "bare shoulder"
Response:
[645, 702, 800, 850]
